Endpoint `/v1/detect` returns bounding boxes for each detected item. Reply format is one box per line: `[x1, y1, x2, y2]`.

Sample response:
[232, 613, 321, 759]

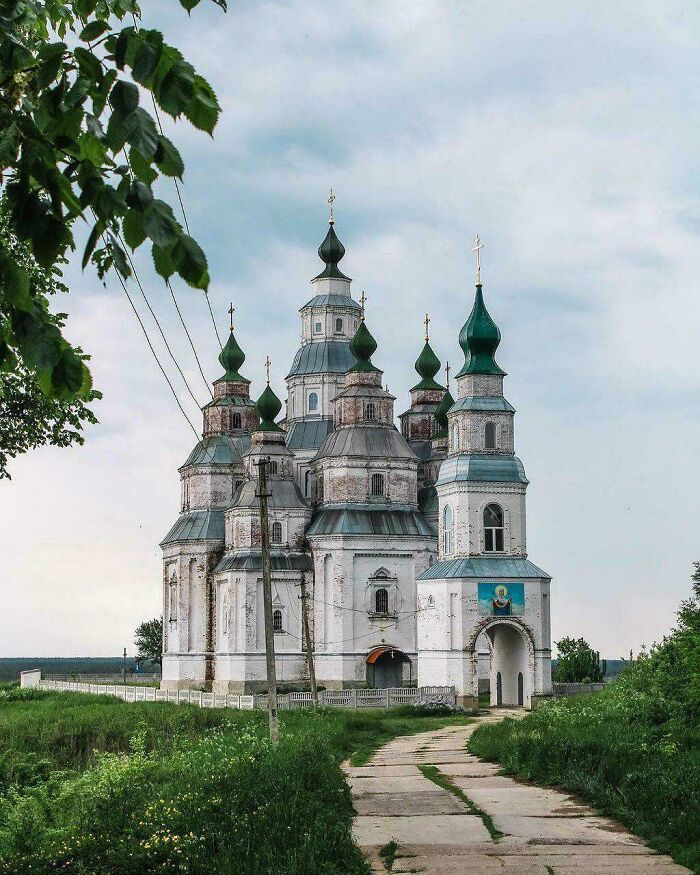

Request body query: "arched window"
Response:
[232, 411, 242, 429]
[267, 460, 278, 475]
[374, 587, 389, 614]
[371, 473, 385, 496]
[483, 503, 505, 552]
[273, 609, 283, 632]
[314, 321, 322, 334]
[365, 402, 376, 421]
[485, 421, 496, 449]
[308, 392, 318, 412]
[271, 521, 282, 544]
[335, 317, 343, 333]
[317, 474, 324, 501]
[304, 470, 311, 497]
[452, 423, 459, 451]
[443, 505, 454, 554]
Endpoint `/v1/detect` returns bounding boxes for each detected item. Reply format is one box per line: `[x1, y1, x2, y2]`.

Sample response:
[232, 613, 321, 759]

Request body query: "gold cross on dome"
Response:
[228, 302, 235, 332]
[445, 361, 450, 389]
[360, 290, 368, 320]
[265, 355, 271, 385]
[472, 234, 484, 284]
[424, 313, 430, 342]
[328, 188, 335, 224]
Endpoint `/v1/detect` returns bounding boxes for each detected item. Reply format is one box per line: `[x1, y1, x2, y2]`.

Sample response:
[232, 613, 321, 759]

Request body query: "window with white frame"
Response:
[314, 321, 322, 334]
[335, 317, 343, 333]
[271, 521, 283, 544]
[443, 505, 454, 554]
[370, 472, 385, 496]
[308, 391, 318, 412]
[273, 609, 283, 632]
[483, 503, 505, 552]
[374, 587, 389, 614]
[485, 421, 496, 449]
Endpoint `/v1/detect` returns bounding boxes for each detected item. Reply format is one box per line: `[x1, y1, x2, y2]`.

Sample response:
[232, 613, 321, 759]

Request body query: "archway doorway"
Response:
[366, 646, 411, 689]
[486, 622, 531, 708]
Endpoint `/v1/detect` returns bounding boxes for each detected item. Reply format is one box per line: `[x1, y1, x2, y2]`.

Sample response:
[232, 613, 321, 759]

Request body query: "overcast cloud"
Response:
[2, 0, 699, 658]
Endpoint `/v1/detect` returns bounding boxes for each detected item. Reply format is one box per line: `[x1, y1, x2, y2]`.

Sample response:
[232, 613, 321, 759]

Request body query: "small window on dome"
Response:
[485, 421, 496, 449]
[269, 460, 278, 475]
[335, 317, 343, 333]
[271, 521, 282, 544]
[314, 321, 322, 334]
[365, 402, 377, 421]
[371, 473, 385, 496]
[308, 392, 318, 412]
[443, 505, 454, 555]
[483, 503, 505, 552]
[452, 423, 460, 452]
[232, 412, 242, 429]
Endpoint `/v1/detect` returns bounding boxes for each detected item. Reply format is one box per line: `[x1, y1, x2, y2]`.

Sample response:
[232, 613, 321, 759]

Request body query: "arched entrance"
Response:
[480, 620, 533, 708]
[366, 646, 411, 689]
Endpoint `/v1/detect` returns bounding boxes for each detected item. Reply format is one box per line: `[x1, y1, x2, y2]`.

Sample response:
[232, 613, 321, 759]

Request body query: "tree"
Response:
[553, 637, 607, 683]
[0, 198, 100, 477]
[0, 0, 225, 409]
[134, 616, 162, 668]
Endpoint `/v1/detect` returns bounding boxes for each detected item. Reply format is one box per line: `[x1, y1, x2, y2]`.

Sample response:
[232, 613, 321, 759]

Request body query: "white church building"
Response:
[160, 215, 552, 707]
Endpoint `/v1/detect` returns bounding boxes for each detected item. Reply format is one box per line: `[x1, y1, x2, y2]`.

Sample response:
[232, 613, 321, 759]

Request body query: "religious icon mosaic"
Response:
[477, 582, 525, 616]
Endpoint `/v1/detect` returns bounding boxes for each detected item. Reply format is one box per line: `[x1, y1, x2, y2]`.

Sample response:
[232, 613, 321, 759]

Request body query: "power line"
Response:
[166, 278, 214, 399]
[119, 235, 204, 412]
[112, 268, 200, 440]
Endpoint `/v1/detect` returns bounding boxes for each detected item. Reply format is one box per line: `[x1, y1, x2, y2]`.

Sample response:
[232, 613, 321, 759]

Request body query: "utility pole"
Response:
[299, 571, 318, 705]
[122, 647, 127, 686]
[256, 456, 279, 743]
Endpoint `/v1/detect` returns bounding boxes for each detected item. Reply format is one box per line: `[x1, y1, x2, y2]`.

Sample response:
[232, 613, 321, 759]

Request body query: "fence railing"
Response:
[553, 682, 605, 697]
[29, 676, 456, 710]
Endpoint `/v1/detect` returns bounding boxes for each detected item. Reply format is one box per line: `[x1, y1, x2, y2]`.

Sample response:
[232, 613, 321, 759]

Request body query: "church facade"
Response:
[160, 217, 552, 705]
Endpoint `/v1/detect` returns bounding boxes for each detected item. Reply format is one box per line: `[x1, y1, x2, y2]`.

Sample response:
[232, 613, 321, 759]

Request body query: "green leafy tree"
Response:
[0, 0, 224, 406]
[134, 616, 162, 668]
[0, 198, 100, 477]
[553, 637, 607, 683]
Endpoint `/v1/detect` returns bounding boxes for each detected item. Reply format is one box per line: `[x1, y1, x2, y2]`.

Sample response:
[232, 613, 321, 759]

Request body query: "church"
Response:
[160, 209, 553, 709]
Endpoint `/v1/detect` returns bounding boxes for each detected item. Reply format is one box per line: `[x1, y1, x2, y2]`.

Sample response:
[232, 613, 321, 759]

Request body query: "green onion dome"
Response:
[433, 388, 455, 439]
[217, 331, 250, 383]
[256, 384, 283, 432]
[348, 320, 380, 373]
[457, 284, 505, 377]
[411, 340, 443, 391]
[314, 223, 350, 280]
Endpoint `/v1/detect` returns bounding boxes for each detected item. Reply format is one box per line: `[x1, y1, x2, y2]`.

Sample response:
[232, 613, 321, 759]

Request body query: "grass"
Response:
[0, 692, 471, 874]
[418, 764, 503, 841]
[378, 840, 398, 871]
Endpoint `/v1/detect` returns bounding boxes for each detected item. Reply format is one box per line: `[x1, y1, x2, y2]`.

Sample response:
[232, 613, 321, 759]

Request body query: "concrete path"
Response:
[347, 710, 691, 874]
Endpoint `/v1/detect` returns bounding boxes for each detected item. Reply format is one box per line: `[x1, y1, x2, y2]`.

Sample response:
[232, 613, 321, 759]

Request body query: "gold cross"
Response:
[360, 290, 367, 320]
[328, 188, 335, 224]
[424, 313, 430, 343]
[265, 355, 271, 385]
[472, 234, 484, 284]
[445, 361, 450, 389]
[228, 302, 235, 332]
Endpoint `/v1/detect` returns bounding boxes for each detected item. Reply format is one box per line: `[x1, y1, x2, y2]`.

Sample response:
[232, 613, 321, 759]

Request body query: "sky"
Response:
[2, 0, 699, 658]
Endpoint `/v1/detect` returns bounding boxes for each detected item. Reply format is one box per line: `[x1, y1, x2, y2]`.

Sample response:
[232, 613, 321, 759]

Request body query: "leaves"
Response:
[171, 234, 208, 289]
[79, 20, 110, 43]
[142, 199, 180, 248]
[122, 106, 159, 158]
[154, 136, 184, 179]
[109, 79, 139, 115]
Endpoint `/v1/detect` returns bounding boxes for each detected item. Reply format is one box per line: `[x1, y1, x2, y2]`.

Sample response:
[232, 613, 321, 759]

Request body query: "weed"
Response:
[418, 764, 503, 841]
[378, 839, 398, 871]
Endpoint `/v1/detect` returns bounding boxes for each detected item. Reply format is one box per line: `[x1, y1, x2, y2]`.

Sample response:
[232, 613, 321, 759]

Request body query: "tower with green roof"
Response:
[285, 205, 362, 499]
[398, 315, 447, 521]
[416, 244, 552, 710]
[160, 311, 259, 692]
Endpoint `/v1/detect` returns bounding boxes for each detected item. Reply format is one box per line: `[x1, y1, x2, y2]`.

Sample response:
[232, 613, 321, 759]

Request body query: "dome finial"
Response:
[360, 290, 368, 321]
[445, 360, 451, 390]
[472, 233, 485, 285]
[314, 206, 349, 280]
[411, 318, 443, 391]
[265, 354, 271, 385]
[228, 302, 235, 332]
[424, 312, 430, 343]
[328, 188, 335, 224]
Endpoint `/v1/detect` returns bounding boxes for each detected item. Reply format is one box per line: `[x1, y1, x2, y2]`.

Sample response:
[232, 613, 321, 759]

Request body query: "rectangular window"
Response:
[314, 321, 322, 333]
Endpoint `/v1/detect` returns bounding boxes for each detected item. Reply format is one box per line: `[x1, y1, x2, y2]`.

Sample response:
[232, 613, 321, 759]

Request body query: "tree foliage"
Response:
[553, 636, 607, 683]
[0, 0, 225, 404]
[134, 615, 162, 667]
[0, 198, 99, 477]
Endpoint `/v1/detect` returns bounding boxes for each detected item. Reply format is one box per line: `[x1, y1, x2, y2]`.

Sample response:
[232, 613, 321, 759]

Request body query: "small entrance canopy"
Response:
[367, 645, 409, 664]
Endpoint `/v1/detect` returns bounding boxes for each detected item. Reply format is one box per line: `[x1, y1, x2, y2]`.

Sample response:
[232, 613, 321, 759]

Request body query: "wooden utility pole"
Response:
[122, 647, 127, 686]
[299, 571, 318, 705]
[256, 456, 279, 743]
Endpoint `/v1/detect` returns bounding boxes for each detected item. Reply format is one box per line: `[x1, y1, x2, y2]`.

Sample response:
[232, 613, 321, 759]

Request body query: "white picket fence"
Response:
[28, 675, 455, 710]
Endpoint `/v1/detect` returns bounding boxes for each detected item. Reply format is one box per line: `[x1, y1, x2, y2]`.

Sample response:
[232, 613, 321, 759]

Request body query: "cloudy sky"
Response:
[3, 1, 699, 658]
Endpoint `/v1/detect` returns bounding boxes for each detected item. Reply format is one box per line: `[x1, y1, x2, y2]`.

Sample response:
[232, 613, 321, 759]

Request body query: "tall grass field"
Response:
[0, 685, 470, 874]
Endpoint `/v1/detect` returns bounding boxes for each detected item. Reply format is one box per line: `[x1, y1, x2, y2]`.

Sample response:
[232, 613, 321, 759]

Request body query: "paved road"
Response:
[347, 710, 691, 874]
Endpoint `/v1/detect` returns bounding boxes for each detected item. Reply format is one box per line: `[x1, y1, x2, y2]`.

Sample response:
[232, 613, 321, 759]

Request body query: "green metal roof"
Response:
[161, 510, 224, 545]
[286, 341, 355, 378]
[214, 550, 313, 574]
[448, 396, 514, 414]
[203, 395, 256, 410]
[314, 223, 350, 280]
[307, 504, 435, 537]
[437, 454, 528, 485]
[418, 556, 550, 580]
[457, 285, 505, 377]
[301, 294, 361, 311]
[182, 434, 251, 468]
[348, 320, 380, 373]
[256, 383, 283, 432]
[418, 485, 438, 516]
[286, 418, 334, 451]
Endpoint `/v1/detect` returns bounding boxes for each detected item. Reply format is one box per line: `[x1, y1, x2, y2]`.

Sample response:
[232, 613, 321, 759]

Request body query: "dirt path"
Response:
[347, 710, 690, 874]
